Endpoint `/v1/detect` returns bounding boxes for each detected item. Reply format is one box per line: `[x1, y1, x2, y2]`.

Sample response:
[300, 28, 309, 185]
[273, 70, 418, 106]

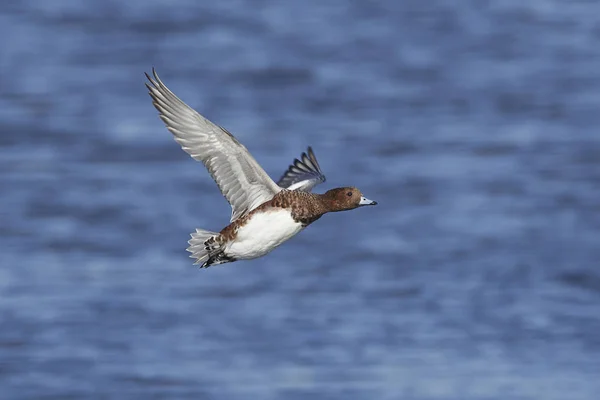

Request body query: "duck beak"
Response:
[359, 196, 377, 206]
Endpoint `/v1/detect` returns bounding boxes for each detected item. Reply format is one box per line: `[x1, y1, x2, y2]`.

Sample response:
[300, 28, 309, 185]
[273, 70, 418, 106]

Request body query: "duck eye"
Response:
[346, 191, 353, 197]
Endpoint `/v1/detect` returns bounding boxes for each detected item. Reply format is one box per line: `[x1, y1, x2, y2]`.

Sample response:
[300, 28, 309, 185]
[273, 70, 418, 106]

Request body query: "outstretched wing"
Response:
[146, 69, 282, 222]
[277, 147, 326, 192]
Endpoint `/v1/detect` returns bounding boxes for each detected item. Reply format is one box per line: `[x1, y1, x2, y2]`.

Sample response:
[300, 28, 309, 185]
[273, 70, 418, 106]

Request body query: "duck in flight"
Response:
[145, 69, 377, 268]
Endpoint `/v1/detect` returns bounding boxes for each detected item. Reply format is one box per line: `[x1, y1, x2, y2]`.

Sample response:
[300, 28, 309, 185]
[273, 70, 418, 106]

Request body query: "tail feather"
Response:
[187, 228, 219, 267]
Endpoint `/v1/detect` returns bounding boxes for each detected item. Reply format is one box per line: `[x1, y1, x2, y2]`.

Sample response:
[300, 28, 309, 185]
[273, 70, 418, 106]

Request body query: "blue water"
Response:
[1, 1, 600, 399]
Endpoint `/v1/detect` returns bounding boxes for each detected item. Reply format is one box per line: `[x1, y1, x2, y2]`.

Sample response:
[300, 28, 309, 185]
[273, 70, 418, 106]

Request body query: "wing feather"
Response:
[146, 69, 281, 221]
[277, 147, 326, 192]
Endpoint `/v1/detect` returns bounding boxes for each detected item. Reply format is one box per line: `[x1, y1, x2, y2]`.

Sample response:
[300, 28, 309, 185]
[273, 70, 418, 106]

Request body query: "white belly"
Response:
[226, 209, 304, 260]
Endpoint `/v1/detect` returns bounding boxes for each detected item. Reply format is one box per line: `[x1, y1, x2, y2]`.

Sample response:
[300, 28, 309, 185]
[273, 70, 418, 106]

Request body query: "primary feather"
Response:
[277, 147, 326, 192]
[146, 69, 282, 222]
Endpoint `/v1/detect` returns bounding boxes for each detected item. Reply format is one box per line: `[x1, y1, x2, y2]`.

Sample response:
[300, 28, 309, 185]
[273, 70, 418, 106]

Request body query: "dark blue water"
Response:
[2, 1, 600, 399]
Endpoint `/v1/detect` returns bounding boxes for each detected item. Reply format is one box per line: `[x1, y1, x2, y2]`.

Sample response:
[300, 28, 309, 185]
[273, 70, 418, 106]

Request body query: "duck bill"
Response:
[359, 196, 377, 206]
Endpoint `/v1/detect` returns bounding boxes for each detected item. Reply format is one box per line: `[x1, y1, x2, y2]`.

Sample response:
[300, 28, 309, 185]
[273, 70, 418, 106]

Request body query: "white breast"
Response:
[226, 209, 304, 260]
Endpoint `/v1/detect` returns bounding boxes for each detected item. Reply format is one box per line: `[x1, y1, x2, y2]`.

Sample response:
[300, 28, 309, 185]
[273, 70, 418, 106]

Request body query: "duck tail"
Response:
[187, 228, 219, 267]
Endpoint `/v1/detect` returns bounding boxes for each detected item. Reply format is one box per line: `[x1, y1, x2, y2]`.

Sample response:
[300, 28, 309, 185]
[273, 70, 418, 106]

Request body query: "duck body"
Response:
[225, 207, 304, 261]
[190, 190, 323, 267]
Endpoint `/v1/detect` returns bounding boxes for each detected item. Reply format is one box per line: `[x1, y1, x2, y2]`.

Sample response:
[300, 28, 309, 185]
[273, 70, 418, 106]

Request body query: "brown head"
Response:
[321, 187, 377, 212]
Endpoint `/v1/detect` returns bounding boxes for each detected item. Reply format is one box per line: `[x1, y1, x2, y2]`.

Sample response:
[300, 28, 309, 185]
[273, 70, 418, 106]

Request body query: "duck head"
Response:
[322, 187, 377, 212]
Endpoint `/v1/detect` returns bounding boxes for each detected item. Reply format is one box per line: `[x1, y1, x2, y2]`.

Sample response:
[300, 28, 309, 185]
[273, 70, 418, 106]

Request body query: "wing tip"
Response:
[144, 67, 164, 91]
[277, 146, 326, 190]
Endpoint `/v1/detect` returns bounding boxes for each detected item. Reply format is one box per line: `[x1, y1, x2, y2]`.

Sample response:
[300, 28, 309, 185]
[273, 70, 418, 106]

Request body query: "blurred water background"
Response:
[1, 0, 600, 399]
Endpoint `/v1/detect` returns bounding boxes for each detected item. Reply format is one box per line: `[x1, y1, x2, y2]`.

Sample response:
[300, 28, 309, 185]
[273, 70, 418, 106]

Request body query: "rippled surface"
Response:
[1, 1, 600, 399]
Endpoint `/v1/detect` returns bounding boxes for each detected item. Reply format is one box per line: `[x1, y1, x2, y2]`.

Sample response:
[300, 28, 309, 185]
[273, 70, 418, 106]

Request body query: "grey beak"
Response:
[359, 196, 377, 206]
